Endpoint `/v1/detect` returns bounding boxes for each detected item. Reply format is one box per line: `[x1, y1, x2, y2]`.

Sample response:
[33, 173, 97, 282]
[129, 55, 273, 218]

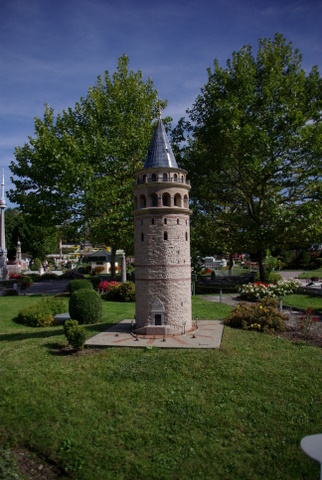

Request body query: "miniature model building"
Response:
[0, 169, 8, 280]
[133, 114, 192, 335]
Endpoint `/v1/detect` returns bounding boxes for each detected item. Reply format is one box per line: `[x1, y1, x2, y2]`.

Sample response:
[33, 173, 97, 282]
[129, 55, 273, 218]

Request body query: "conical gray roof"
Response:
[144, 117, 178, 169]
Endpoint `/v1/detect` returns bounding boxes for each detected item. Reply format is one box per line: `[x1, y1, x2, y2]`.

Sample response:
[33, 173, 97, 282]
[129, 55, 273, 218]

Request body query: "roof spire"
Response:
[0, 169, 6, 208]
[144, 112, 178, 169]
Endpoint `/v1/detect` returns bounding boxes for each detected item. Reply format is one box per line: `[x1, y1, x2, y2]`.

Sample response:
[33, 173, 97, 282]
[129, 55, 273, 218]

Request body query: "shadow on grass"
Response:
[0, 321, 115, 343]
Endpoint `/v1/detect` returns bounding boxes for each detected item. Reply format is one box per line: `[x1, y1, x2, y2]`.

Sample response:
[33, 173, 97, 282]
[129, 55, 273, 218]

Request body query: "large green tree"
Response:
[9, 55, 164, 276]
[5, 208, 58, 261]
[182, 34, 322, 280]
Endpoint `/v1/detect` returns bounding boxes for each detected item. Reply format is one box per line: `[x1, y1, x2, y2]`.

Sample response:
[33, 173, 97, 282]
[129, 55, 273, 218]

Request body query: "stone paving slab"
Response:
[85, 319, 224, 349]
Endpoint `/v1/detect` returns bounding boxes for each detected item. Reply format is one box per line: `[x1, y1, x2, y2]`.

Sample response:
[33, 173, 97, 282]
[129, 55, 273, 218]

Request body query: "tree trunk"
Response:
[228, 253, 233, 270]
[257, 249, 266, 282]
[110, 248, 116, 281]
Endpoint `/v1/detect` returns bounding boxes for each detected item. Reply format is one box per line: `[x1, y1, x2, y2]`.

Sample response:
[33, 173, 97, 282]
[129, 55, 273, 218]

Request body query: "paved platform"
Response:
[85, 319, 224, 349]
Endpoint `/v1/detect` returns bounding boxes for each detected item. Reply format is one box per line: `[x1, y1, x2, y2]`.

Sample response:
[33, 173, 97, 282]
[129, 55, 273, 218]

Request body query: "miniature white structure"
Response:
[133, 113, 192, 335]
[0, 170, 8, 280]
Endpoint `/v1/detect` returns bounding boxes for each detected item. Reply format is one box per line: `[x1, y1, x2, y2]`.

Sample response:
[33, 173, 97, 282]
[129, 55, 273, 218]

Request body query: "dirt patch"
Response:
[12, 447, 64, 479]
[277, 324, 322, 348]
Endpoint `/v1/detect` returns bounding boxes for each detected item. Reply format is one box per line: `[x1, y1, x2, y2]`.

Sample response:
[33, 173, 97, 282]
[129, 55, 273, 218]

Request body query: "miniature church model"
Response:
[133, 112, 192, 335]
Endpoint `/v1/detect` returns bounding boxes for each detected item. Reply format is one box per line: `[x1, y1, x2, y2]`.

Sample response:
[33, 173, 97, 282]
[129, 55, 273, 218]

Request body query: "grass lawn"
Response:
[282, 294, 322, 313]
[298, 268, 322, 279]
[0, 296, 321, 479]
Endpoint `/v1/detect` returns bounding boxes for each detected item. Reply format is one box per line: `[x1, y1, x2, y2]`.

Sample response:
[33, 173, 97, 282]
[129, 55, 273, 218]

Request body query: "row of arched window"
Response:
[140, 218, 188, 226]
[137, 173, 187, 184]
[135, 193, 189, 209]
[141, 231, 188, 241]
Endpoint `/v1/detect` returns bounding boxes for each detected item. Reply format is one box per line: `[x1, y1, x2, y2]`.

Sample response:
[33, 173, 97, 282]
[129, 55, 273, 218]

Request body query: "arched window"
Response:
[181, 175, 184, 183]
[141, 233, 144, 242]
[151, 193, 158, 207]
[152, 173, 157, 182]
[139, 195, 146, 208]
[164, 218, 167, 225]
[185, 232, 188, 241]
[163, 172, 168, 181]
[174, 173, 178, 182]
[164, 232, 168, 241]
[174, 193, 182, 207]
[162, 193, 171, 206]
[177, 218, 180, 225]
[151, 218, 154, 225]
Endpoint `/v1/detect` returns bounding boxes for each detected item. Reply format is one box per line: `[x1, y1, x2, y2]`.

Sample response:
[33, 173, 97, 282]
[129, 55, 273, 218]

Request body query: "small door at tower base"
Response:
[151, 298, 165, 326]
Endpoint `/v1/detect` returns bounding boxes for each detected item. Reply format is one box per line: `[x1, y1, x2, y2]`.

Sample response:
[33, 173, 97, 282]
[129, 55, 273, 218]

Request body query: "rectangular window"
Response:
[155, 314, 162, 325]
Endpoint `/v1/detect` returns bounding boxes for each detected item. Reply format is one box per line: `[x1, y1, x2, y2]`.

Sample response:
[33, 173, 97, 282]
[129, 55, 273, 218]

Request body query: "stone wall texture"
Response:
[133, 173, 192, 335]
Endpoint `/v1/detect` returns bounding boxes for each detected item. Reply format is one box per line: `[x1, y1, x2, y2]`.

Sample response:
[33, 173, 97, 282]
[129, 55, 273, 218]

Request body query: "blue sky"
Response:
[1, 0, 322, 207]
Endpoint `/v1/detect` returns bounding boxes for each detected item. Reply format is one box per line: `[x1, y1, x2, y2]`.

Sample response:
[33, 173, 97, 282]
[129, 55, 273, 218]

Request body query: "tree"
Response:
[9, 55, 164, 277]
[5, 208, 58, 261]
[182, 34, 322, 281]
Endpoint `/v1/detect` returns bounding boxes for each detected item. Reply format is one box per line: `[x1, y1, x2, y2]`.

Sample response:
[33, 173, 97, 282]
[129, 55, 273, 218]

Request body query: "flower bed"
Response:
[239, 279, 299, 301]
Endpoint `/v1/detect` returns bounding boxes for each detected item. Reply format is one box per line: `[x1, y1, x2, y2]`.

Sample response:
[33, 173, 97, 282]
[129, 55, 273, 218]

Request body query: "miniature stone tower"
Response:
[133, 112, 192, 335]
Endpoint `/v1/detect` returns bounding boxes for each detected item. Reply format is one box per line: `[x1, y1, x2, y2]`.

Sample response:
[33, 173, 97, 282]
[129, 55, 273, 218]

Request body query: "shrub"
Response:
[19, 276, 33, 294]
[255, 271, 283, 283]
[224, 297, 287, 332]
[64, 319, 86, 350]
[311, 276, 319, 282]
[30, 258, 42, 271]
[95, 266, 104, 274]
[69, 289, 102, 324]
[9, 273, 22, 280]
[296, 308, 319, 337]
[4, 289, 19, 296]
[89, 276, 101, 290]
[118, 282, 135, 302]
[17, 298, 66, 327]
[68, 279, 94, 294]
[100, 281, 135, 302]
[61, 270, 85, 280]
[267, 272, 283, 283]
[80, 265, 91, 275]
[201, 268, 211, 275]
[41, 273, 60, 281]
[314, 257, 322, 268]
[239, 279, 299, 301]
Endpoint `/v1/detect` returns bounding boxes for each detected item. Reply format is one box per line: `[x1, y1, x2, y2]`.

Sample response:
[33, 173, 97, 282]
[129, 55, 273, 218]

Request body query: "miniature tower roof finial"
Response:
[158, 100, 161, 118]
[0, 169, 6, 208]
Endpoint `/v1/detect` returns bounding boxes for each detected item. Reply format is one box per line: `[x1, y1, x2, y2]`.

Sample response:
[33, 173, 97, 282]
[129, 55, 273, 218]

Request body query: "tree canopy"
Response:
[9, 55, 165, 274]
[181, 34, 322, 280]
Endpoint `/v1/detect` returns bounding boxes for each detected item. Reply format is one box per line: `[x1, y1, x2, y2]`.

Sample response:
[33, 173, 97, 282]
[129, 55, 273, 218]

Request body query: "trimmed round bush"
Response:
[64, 319, 86, 350]
[30, 258, 42, 271]
[68, 279, 94, 294]
[17, 298, 66, 327]
[69, 289, 102, 324]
